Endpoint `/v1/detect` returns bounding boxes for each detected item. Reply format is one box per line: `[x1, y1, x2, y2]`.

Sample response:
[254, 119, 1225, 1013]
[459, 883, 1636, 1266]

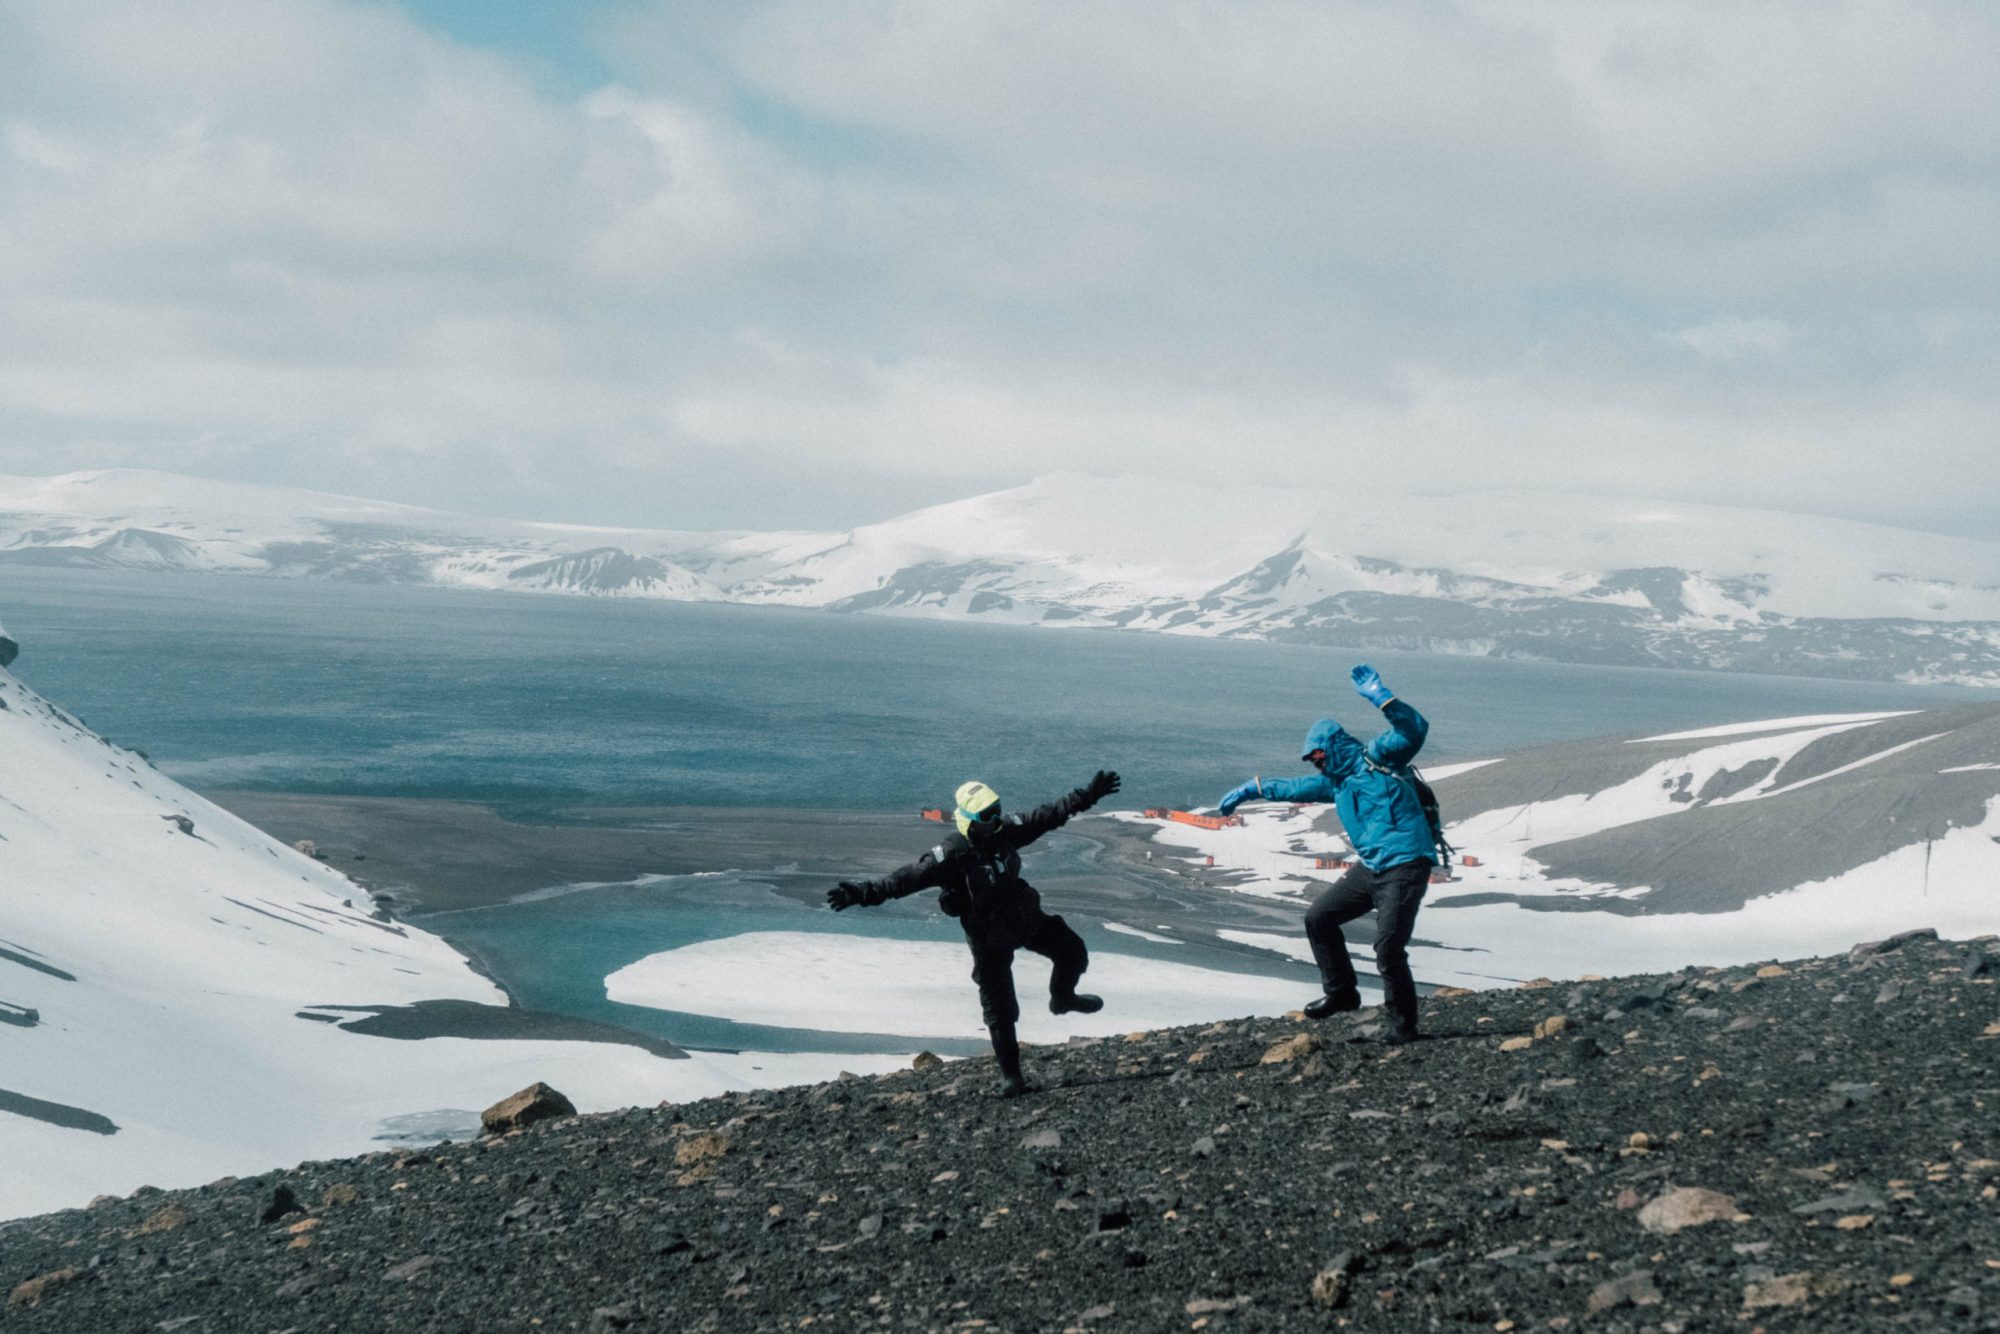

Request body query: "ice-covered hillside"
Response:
[5, 468, 2000, 683]
[1145, 704, 2000, 988]
[0, 634, 900, 1221]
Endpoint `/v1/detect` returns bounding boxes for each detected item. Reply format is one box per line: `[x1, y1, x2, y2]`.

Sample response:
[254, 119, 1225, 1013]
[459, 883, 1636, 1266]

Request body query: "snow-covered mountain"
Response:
[1144, 703, 2000, 986]
[6, 468, 2000, 684]
[0, 630, 899, 1221]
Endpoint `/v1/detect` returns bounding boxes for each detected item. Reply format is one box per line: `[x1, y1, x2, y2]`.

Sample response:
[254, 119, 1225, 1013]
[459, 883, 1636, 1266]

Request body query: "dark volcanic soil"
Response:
[6, 931, 1999, 1331]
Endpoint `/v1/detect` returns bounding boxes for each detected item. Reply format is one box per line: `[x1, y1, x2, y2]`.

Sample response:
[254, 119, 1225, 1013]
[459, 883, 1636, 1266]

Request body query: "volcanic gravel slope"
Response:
[5, 932, 1999, 1332]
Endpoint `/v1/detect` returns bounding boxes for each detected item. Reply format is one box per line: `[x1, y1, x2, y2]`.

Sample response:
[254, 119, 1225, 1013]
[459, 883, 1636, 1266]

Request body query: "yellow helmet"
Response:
[953, 781, 1001, 836]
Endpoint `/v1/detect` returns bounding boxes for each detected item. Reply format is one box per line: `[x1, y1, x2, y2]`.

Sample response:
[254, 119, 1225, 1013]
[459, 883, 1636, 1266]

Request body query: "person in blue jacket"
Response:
[1218, 664, 1434, 1043]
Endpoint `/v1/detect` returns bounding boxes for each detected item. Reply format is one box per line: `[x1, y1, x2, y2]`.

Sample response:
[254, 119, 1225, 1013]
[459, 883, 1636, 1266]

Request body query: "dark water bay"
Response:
[6, 567, 1980, 1053]
[4, 567, 1975, 815]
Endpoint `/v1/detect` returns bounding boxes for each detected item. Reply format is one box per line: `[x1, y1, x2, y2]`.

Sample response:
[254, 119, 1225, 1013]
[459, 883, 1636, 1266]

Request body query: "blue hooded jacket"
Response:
[1255, 699, 1433, 871]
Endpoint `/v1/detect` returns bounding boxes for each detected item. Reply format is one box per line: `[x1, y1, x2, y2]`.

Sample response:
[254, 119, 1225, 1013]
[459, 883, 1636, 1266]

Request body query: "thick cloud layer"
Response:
[2, 0, 1995, 532]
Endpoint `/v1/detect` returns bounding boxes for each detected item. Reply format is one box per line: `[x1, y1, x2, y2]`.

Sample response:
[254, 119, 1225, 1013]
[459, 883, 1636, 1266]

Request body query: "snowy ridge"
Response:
[1140, 705, 2000, 988]
[0, 637, 902, 1221]
[5, 469, 2000, 683]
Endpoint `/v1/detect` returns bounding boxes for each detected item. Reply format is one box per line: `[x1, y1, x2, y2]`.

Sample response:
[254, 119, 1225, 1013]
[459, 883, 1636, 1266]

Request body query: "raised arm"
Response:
[826, 845, 957, 911]
[1352, 664, 1428, 768]
[1006, 769, 1121, 846]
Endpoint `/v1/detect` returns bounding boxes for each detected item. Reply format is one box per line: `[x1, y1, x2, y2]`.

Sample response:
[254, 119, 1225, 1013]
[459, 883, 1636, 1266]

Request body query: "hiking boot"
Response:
[1050, 992, 1103, 1015]
[1303, 990, 1363, 1020]
[989, 1021, 1031, 1098]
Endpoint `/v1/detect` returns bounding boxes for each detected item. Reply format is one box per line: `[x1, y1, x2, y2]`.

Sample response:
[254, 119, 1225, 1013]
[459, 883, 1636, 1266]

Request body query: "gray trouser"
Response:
[1304, 859, 1430, 1031]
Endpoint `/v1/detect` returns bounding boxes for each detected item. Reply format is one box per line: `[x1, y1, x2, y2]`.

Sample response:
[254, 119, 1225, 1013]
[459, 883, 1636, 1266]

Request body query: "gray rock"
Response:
[1587, 1269, 1663, 1313]
[1850, 929, 1939, 961]
[1791, 1185, 1886, 1215]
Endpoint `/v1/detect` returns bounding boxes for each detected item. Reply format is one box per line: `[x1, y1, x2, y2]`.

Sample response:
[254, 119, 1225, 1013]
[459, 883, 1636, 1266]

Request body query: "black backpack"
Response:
[1365, 757, 1455, 873]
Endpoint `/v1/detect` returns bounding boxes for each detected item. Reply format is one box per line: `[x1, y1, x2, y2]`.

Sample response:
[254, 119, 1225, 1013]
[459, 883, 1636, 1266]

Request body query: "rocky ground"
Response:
[5, 929, 1998, 1332]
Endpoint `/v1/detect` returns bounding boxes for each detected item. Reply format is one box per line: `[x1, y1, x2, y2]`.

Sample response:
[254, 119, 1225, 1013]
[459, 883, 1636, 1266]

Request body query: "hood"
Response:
[1301, 718, 1365, 779]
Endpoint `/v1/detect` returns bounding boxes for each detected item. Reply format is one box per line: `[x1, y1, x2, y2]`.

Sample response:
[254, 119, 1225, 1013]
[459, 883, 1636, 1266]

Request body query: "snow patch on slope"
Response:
[605, 931, 1304, 1042]
[0, 643, 895, 1220]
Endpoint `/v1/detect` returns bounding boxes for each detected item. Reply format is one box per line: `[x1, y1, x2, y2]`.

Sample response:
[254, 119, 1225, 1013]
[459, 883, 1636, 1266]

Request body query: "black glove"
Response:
[1085, 769, 1121, 801]
[827, 881, 866, 912]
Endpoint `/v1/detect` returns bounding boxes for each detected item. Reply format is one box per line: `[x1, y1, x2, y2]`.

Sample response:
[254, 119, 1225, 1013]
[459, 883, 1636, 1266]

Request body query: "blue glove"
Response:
[1218, 780, 1261, 816]
[1350, 663, 1394, 708]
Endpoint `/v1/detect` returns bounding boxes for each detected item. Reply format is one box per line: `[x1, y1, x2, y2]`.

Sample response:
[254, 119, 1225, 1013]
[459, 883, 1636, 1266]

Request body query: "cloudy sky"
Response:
[1, 1, 1996, 534]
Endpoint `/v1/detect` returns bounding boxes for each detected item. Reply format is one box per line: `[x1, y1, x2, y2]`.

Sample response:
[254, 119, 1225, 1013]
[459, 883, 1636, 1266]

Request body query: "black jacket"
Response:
[852, 782, 1105, 930]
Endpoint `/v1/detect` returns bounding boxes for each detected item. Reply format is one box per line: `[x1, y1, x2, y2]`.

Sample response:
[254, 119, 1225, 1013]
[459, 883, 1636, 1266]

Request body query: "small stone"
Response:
[1835, 1214, 1874, 1230]
[9, 1268, 84, 1308]
[590, 1302, 640, 1332]
[1792, 1185, 1886, 1215]
[858, 1213, 883, 1239]
[384, 1256, 440, 1284]
[1637, 1186, 1741, 1235]
[1889, 1273, 1916, 1288]
[1875, 981, 1904, 1005]
[136, 1203, 188, 1234]
[1587, 1270, 1663, 1314]
[1077, 1302, 1116, 1322]
[1532, 1015, 1569, 1039]
[911, 1051, 944, 1071]
[1310, 1253, 1360, 1309]
[322, 1184, 360, 1208]
[1628, 1132, 1653, 1150]
[1021, 1128, 1062, 1151]
[931, 1170, 960, 1184]
[1260, 1032, 1322, 1064]
[1518, 977, 1556, 990]
[1742, 1271, 1852, 1310]
[259, 1183, 304, 1224]
[1849, 928, 1938, 961]
[1756, 964, 1789, 978]
[1499, 1036, 1533, 1052]
[1185, 1296, 1252, 1315]
[1191, 1136, 1217, 1159]
[673, 1130, 731, 1176]
[480, 1081, 577, 1135]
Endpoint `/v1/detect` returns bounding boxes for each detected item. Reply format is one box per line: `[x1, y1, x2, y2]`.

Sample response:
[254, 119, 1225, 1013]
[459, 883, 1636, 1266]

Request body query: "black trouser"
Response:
[966, 911, 1089, 1029]
[1304, 859, 1431, 1033]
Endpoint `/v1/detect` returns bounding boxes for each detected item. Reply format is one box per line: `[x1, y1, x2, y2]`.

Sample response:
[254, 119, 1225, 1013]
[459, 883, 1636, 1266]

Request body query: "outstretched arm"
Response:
[1352, 664, 1428, 767]
[826, 846, 956, 911]
[1220, 770, 1338, 814]
[1007, 769, 1121, 846]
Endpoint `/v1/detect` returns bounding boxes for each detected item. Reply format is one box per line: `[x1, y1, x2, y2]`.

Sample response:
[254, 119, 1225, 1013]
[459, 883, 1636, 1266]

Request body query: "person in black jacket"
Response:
[827, 770, 1121, 1096]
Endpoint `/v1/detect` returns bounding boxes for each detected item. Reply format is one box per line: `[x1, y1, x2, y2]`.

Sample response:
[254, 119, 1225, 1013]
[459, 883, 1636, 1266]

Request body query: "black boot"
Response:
[989, 1022, 1031, 1097]
[1303, 989, 1362, 1020]
[1050, 992, 1103, 1015]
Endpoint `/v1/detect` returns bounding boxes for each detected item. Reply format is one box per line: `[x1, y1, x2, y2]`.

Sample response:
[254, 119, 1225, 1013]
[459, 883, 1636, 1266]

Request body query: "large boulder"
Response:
[481, 1082, 577, 1135]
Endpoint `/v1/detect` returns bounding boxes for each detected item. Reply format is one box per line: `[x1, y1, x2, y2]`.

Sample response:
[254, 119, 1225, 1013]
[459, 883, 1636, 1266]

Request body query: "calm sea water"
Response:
[4, 566, 1983, 1052]
[3, 567, 1977, 815]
